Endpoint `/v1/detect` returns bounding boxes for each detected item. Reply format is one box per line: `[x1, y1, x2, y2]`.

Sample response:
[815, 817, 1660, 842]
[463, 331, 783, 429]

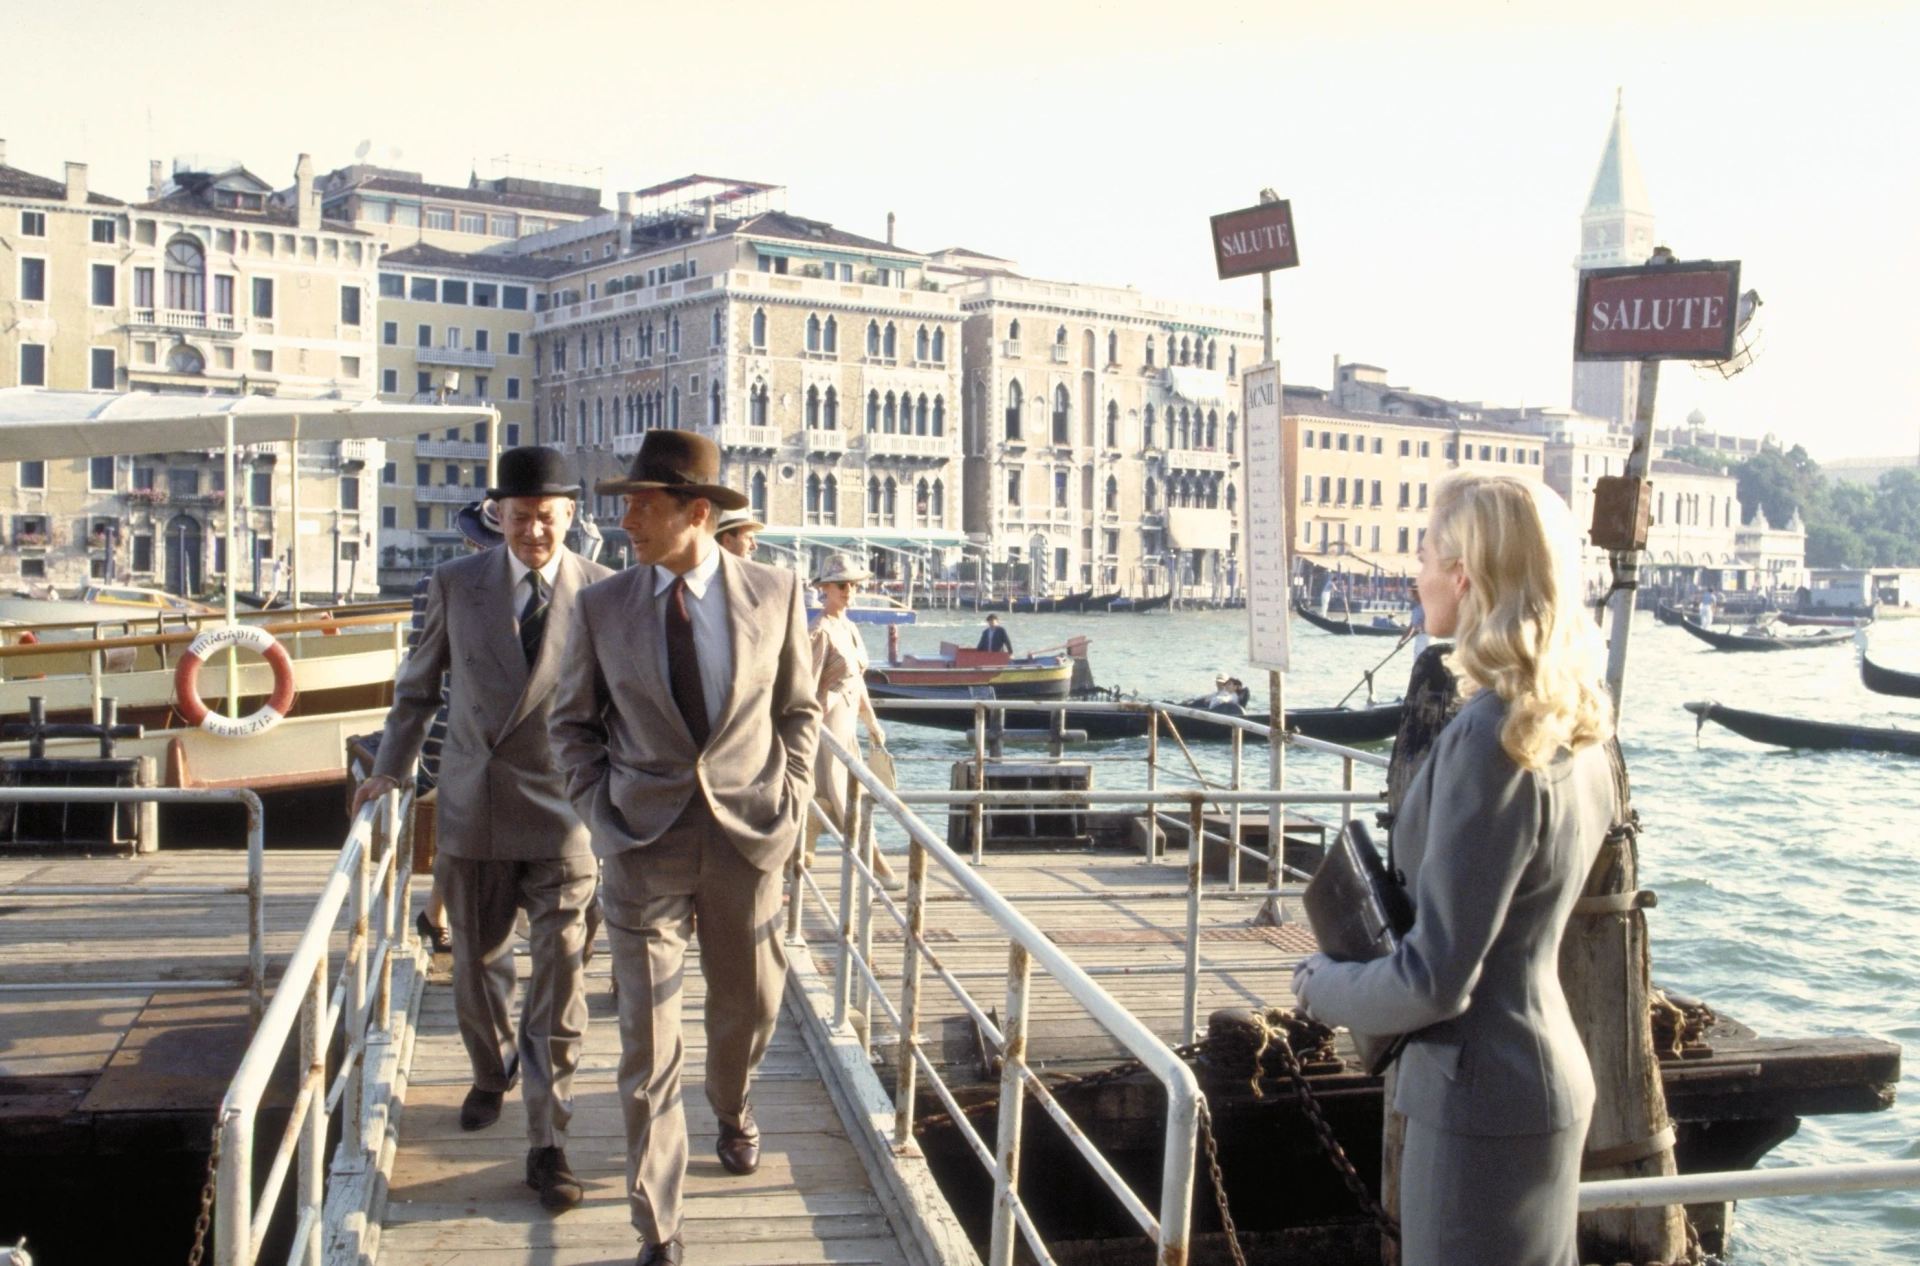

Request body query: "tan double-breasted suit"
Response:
[372, 544, 612, 1148]
[549, 546, 820, 1245]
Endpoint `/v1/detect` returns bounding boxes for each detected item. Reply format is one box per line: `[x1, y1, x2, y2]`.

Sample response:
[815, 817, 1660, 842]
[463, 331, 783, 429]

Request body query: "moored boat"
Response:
[1675, 619, 1853, 652]
[1293, 600, 1409, 638]
[807, 590, 916, 625]
[1776, 611, 1870, 628]
[1105, 592, 1171, 613]
[1685, 699, 1920, 756]
[866, 642, 1076, 698]
[865, 683, 1405, 744]
[1860, 652, 1920, 699]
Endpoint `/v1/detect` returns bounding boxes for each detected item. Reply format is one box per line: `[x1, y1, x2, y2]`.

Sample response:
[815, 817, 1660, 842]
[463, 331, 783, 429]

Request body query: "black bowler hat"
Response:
[486, 446, 581, 501]
[594, 430, 748, 510]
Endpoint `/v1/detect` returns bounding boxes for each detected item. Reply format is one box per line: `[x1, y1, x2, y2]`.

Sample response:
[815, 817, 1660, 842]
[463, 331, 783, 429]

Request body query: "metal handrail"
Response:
[1581, 1158, 1920, 1209]
[800, 729, 1202, 1266]
[214, 785, 412, 1266]
[0, 610, 409, 660]
[0, 786, 266, 1023]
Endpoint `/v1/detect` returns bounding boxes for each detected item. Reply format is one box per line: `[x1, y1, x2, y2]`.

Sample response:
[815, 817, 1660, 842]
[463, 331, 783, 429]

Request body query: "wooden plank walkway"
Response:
[376, 944, 910, 1266]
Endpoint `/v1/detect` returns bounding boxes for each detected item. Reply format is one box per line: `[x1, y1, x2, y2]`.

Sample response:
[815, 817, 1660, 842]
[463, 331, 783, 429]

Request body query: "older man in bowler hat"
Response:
[549, 430, 820, 1266]
[353, 446, 613, 1210]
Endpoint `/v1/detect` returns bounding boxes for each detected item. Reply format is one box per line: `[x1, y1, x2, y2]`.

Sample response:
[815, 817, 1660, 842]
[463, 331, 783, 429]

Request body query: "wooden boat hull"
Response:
[1294, 602, 1408, 638]
[1685, 700, 1920, 756]
[1861, 653, 1920, 699]
[867, 684, 1403, 744]
[1776, 611, 1867, 628]
[1104, 594, 1171, 613]
[866, 661, 1073, 699]
[1676, 619, 1852, 652]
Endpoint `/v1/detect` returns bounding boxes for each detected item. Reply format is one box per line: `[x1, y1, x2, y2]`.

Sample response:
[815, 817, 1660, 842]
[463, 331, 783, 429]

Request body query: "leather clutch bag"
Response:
[1302, 819, 1416, 1075]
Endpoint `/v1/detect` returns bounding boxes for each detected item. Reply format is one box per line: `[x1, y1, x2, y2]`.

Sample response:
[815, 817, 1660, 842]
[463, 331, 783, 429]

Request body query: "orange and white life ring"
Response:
[173, 624, 297, 738]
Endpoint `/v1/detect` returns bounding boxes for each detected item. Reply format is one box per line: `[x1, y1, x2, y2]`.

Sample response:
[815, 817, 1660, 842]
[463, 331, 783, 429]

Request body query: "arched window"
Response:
[750, 379, 769, 427]
[164, 236, 205, 312]
[883, 477, 897, 523]
[626, 395, 636, 432]
[1205, 478, 1219, 510]
[1008, 319, 1021, 340]
[1052, 384, 1070, 444]
[1144, 478, 1157, 511]
[1226, 412, 1237, 454]
[915, 478, 931, 524]
[823, 474, 838, 521]
[711, 309, 723, 344]
[805, 385, 820, 429]
[1225, 483, 1236, 512]
[1205, 410, 1218, 449]
[806, 313, 822, 352]
[823, 315, 837, 352]
[931, 328, 945, 362]
[1180, 336, 1192, 366]
[1082, 328, 1096, 368]
[866, 390, 880, 432]
[883, 391, 897, 434]
[709, 378, 721, 425]
[669, 386, 680, 428]
[915, 393, 929, 436]
[1143, 403, 1155, 448]
[751, 309, 766, 348]
[867, 477, 882, 520]
[1105, 400, 1118, 448]
[1206, 339, 1217, 370]
[1107, 331, 1118, 365]
[867, 321, 881, 356]
[595, 397, 605, 445]
[1054, 325, 1067, 347]
[883, 322, 897, 358]
[915, 326, 929, 361]
[1005, 380, 1023, 440]
[931, 395, 945, 436]
[1228, 346, 1237, 376]
[931, 478, 945, 522]
[1145, 336, 1156, 368]
[823, 387, 839, 430]
[751, 472, 768, 519]
[1105, 475, 1118, 512]
[1177, 408, 1190, 449]
[1007, 469, 1021, 505]
[806, 473, 821, 519]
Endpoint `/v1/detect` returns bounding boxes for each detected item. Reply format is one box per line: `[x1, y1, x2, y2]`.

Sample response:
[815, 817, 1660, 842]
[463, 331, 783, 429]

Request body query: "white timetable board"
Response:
[1243, 363, 1290, 671]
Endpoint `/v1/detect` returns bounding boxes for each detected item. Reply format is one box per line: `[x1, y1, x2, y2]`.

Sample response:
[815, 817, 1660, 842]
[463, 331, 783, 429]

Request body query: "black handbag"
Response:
[1302, 818, 1416, 1075]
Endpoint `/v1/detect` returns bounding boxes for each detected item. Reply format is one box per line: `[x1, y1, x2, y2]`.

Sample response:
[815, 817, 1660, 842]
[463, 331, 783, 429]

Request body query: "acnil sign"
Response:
[1575, 260, 1742, 361]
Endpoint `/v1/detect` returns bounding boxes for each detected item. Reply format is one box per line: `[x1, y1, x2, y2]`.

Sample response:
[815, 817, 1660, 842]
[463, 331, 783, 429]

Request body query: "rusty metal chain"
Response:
[185, 1119, 222, 1266]
[1195, 1095, 1250, 1266]
[1262, 1009, 1401, 1242]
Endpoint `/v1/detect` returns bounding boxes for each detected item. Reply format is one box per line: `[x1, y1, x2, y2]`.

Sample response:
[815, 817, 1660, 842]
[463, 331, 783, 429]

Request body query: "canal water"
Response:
[876, 607, 1920, 1265]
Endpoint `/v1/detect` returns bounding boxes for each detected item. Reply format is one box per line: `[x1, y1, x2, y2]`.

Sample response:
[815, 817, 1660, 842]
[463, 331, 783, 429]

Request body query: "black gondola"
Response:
[866, 682, 1404, 744]
[1655, 603, 1689, 626]
[1294, 601, 1409, 638]
[1675, 619, 1853, 652]
[1685, 700, 1920, 757]
[1861, 652, 1920, 699]
[1106, 593, 1172, 613]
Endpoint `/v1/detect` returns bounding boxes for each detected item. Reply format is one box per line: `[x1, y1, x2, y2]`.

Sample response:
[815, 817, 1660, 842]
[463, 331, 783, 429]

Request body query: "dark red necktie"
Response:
[665, 576, 710, 747]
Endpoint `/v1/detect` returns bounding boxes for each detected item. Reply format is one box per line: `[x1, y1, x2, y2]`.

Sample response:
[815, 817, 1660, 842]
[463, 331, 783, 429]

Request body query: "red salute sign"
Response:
[1210, 201, 1300, 279]
[1575, 260, 1742, 361]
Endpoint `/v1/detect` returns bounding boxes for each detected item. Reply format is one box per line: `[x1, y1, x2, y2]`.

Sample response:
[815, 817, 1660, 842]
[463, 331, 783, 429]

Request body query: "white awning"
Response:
[0, 389, 498, 461]
[1167, 508, 1233, 550]
[1163, 367, 1228, 406]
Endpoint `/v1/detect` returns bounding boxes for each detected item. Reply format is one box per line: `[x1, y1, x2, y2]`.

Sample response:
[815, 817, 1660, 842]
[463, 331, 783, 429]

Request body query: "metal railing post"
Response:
[1158, 1074, 1201, 1266]
[1183, 797, 1204, 1044]
[1145, 710, 1160, 862]
[373, 792, 394, 1031]
[342, 804, 371, 1163]
[297, 955, 327, 1266]
[971, 702, 987, 865]
[1227, 726, 1243, 892]
[215, 1105, 251, 1266]
[785, 841, 805, 946]
[246, 792, 267, 1031]
[988, 942, 1032, 1266]
[833, 788, 859, 1032]
[1341, 755, 1355, 830]
[854, 789, 877, 1059]
[893, 837, 927, 1151]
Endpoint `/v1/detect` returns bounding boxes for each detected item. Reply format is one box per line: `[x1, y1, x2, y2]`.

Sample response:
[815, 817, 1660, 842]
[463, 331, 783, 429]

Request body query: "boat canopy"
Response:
[0, 389, 497, 460]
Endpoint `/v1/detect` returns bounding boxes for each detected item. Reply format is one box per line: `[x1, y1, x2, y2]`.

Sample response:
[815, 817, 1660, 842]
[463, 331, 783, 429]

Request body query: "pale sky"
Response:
[5, 0, 1916, 461]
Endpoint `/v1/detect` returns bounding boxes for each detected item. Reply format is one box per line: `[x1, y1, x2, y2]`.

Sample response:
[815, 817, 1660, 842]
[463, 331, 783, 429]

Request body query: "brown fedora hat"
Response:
[595, 430, 748, 510]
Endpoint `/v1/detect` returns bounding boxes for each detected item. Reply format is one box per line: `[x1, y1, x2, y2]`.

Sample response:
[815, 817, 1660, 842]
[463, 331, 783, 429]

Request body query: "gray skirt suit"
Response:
[1297, 689, 1616, 1266]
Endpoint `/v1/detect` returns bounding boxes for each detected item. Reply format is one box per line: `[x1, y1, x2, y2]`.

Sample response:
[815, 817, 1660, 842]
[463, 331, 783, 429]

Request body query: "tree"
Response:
[1734, 444, 1824, 531]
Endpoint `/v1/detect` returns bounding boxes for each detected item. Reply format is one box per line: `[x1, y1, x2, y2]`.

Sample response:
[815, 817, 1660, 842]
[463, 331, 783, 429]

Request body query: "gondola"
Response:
[1293, 601, 1409, 638]
[1010, 589, 1091, 614]
[1684, 700, 1920, 757]
[1654, 603, 1690, 627]
[1675, 619, 1852, 652]
[1776, 611, 1870, 628]
[1861, 653, 1920, 699]
[867, 682, 1404, 744]
[1105, 593, 1172, 613]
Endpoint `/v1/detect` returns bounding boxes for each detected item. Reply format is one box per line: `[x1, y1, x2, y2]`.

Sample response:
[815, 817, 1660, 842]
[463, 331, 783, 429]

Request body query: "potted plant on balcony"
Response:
[126, 487, 169, 506]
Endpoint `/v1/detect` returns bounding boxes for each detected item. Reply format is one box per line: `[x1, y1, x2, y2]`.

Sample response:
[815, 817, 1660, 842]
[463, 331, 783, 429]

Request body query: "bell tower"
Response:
[1572, 90, 1657, 427]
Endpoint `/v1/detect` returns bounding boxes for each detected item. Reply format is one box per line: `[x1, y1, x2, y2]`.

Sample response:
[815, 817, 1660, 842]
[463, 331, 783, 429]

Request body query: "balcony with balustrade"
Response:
[1160, 446, 1234, 473]
[802, 427, 848, 455]
[414, 483, 482, 505]
[415, 347, 498, 370]
[716, 424, 784, 452]
[130, 309, 240, 337]
[864, 431, 951, 460]
[414, 439, 490, 461]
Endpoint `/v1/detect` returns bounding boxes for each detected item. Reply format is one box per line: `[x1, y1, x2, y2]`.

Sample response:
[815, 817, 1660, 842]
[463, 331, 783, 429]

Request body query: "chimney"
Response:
[64, 161, 88, 205]
[617, 191, 633, 251]
[1331, 354, 1342, 404]
[294, 153, 317, 229]
[703, 197, 715, 235]
[149, 159, 164, 200]
[886, 211, 896, 246]
[0, 139, 8, 168]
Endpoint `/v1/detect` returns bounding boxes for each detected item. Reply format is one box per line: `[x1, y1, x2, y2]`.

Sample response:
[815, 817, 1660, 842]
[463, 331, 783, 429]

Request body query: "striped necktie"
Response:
[519, 570, 550, 667]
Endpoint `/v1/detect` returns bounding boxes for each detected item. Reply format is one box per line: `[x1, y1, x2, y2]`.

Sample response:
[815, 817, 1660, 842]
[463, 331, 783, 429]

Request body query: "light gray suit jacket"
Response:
[1299, 688, 1616, 1136]
[548, 549, 821, 873]
[372, 545, 613, 861]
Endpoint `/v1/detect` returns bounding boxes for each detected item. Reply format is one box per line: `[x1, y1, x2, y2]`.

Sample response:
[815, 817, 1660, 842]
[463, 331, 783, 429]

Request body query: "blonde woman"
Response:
[809, 554, 897, 884]
[1293, 473, 1616, 1266]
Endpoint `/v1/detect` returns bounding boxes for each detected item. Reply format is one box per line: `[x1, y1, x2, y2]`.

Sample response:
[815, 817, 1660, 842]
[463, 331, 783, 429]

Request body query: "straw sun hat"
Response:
[811, 552, 873, 586]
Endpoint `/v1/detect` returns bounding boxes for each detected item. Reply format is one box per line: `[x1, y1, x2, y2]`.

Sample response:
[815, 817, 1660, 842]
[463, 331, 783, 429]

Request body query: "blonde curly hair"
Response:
[1428, 473, 1613, 769]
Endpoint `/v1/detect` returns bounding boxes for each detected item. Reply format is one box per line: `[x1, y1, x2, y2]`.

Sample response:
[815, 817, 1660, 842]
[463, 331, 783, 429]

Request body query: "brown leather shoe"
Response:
[459, 1086, 504, 1131]
[716, 1106, 760, 1175]
[525, 1145, 583, 1210]
[636, 1238, 683, 1266]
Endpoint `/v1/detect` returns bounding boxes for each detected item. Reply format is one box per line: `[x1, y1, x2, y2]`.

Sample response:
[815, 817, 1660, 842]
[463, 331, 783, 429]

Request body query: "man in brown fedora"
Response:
[550, 430, 820, 1266]
[354, 445, 612, 1210]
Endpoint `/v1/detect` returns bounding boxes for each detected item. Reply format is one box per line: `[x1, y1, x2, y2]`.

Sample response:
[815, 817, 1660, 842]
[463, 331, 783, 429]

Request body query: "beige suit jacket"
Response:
[372, 545, 613, 861]
[548, 550, 821, 873]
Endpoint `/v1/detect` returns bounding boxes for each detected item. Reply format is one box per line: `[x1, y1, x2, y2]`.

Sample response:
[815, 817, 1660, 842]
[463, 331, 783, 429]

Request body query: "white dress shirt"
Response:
[507, 549, 564, 631]
[653, 539, 734, 732]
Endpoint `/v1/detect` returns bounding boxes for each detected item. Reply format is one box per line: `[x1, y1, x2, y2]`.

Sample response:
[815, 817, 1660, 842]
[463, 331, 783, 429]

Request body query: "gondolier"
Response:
[352, 446, 612, 1211]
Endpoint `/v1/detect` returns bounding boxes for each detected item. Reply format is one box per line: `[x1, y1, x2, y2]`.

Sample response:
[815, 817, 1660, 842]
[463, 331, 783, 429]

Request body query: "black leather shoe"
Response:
[416, 911, 452, 954]
[716, 1106, 760, 1176]
[526, 1145, 583, 1210]
[460, 1085, 504, 1131]
[636, 1238, 683, 1266]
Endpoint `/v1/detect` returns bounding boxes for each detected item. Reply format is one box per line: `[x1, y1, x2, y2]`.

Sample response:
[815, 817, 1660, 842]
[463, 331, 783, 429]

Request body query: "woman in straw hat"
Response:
[808, 552, 897, 884]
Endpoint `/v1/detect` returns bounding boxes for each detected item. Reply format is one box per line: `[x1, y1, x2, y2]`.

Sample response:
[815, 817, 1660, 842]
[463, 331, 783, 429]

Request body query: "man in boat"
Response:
[714, 505, 764, 560]
[549, 431, 820, 1266]
[351, 446, 613, 1212]
[977, 612, 1013, 653]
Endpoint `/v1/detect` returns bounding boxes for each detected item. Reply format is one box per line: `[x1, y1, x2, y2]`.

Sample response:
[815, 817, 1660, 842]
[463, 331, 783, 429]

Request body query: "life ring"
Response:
[173, 624, 297, 738]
